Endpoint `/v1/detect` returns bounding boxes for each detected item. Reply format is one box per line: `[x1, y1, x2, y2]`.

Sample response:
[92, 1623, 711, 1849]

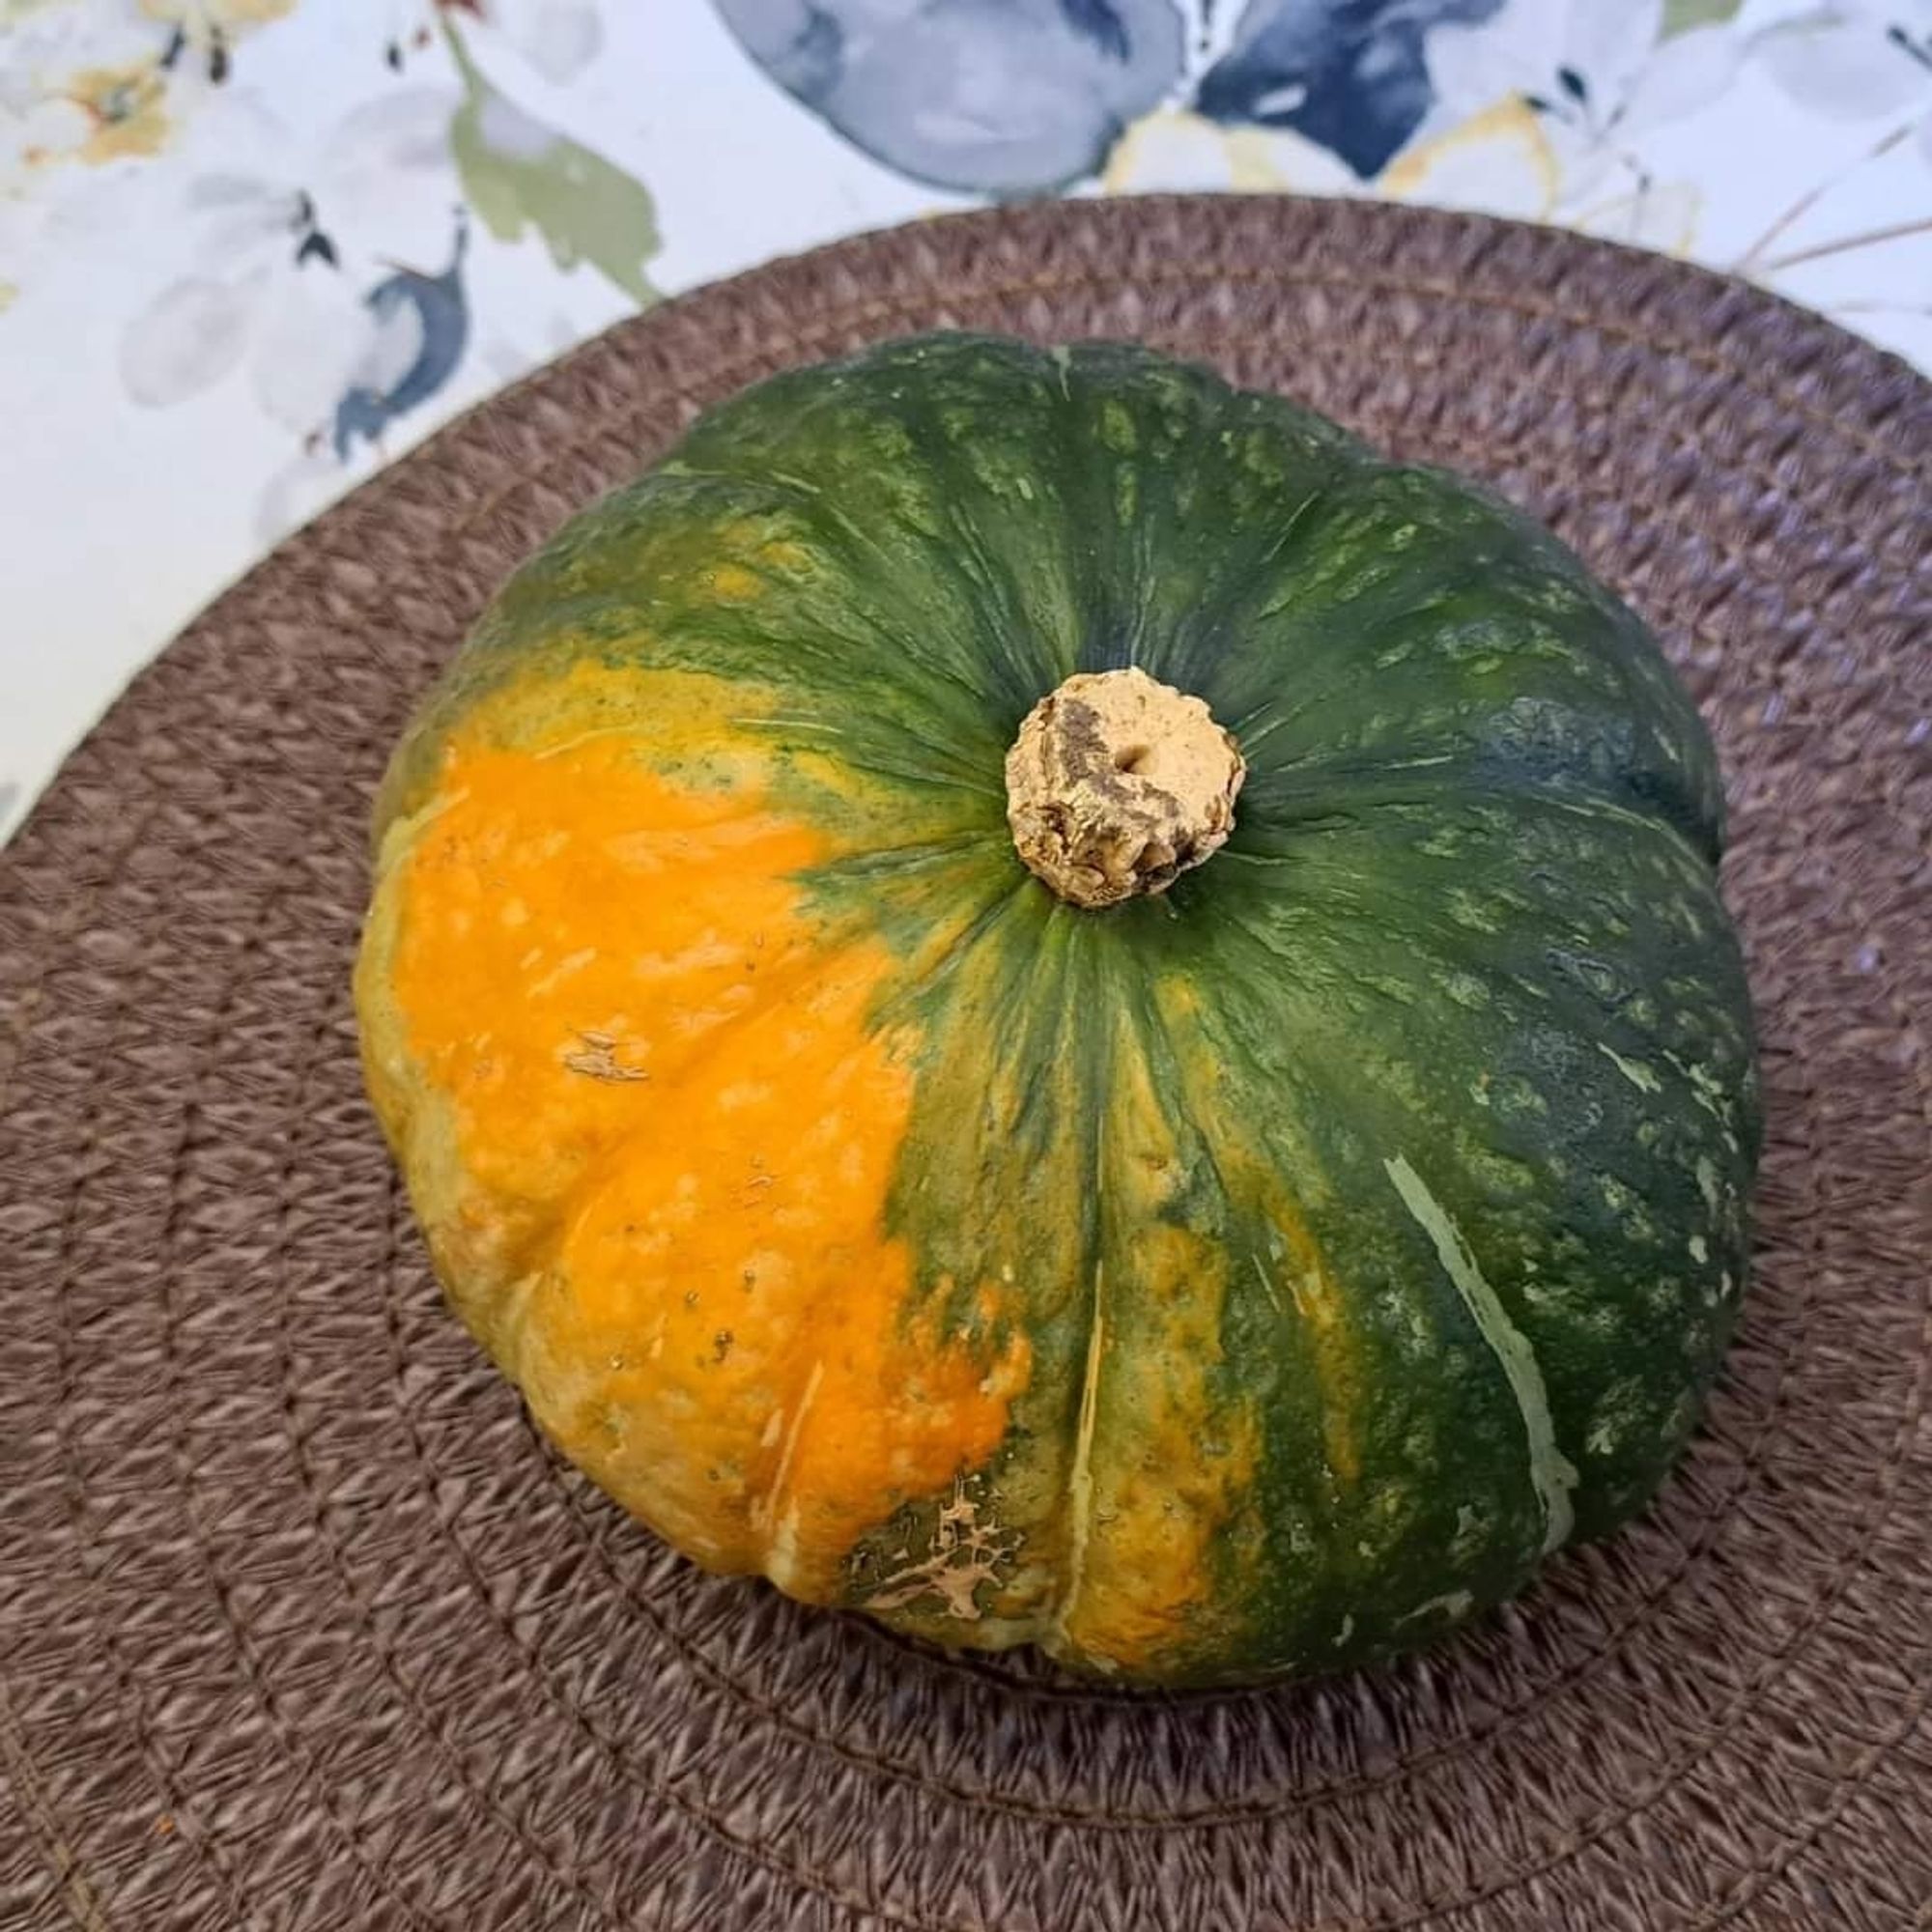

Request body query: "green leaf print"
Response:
[1660, 0, 1744, 36]
[444, 19, 661, 306]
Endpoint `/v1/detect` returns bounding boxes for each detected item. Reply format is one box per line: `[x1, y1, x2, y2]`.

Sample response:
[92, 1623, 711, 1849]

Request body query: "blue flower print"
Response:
[713, 0, 1187, 194]
[1196, 0, 1505, 179]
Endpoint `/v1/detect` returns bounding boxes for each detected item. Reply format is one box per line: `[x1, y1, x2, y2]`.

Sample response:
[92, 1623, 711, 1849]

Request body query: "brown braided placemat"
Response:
[3, 197, 1928, 1932]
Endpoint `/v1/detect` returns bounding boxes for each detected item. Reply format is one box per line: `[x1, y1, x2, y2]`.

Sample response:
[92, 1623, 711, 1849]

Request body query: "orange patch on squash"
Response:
[372, 665, 1028, 1599]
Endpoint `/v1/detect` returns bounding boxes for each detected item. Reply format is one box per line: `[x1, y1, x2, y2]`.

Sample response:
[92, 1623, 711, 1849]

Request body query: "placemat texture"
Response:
[2, 196, 1928, 1932]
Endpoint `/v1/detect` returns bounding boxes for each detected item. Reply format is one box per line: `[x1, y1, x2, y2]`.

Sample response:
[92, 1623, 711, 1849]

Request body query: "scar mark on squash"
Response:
[1250, 1255, 1284, 1318]
[1054, 1262, 1108, 1643]
[864, 1479, 1019, 1621]
[1399, 1589, 1474, 1625]
[1596, 1042, 1662, 1094]
[755, 1357, 823, 1538]
[562, 1030, 649, 1082]
[1384, 1153, 1578, 1553]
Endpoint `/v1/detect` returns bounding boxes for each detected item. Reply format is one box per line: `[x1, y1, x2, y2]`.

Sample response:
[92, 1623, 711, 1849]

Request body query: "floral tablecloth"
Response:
[3, 0, 1927, 840]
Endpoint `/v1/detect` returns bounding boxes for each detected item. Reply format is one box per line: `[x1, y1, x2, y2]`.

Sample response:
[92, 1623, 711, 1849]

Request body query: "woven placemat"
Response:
[3, 196, 1928, 1932]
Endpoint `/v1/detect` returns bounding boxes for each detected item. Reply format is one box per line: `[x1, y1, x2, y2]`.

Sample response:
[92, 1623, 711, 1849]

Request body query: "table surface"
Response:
[3, 0, 1927, 842]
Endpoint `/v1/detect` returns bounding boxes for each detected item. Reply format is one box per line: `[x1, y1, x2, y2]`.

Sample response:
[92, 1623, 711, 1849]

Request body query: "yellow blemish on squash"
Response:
[756, 538, 814, 574]
[1055, 1216, 1262, 1673]
[1153, 977, 1362, 1488]
[708, 563, 763, 604]
[1279, 1234, 1360, 1486]
[1051, 1016, 1262, 1675]
[360, 662, 1030, 1602]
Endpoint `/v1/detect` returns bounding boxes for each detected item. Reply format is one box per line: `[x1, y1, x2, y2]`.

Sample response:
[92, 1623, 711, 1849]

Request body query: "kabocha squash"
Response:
[355, 333, 1759, 1689]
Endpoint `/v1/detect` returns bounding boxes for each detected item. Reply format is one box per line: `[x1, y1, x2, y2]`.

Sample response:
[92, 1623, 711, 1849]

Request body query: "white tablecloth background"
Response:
[3, 0, 1926, 841]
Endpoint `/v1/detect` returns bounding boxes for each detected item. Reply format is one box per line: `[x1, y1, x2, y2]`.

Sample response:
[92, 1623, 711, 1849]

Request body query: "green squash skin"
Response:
[382, 334, 1759, 1687]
